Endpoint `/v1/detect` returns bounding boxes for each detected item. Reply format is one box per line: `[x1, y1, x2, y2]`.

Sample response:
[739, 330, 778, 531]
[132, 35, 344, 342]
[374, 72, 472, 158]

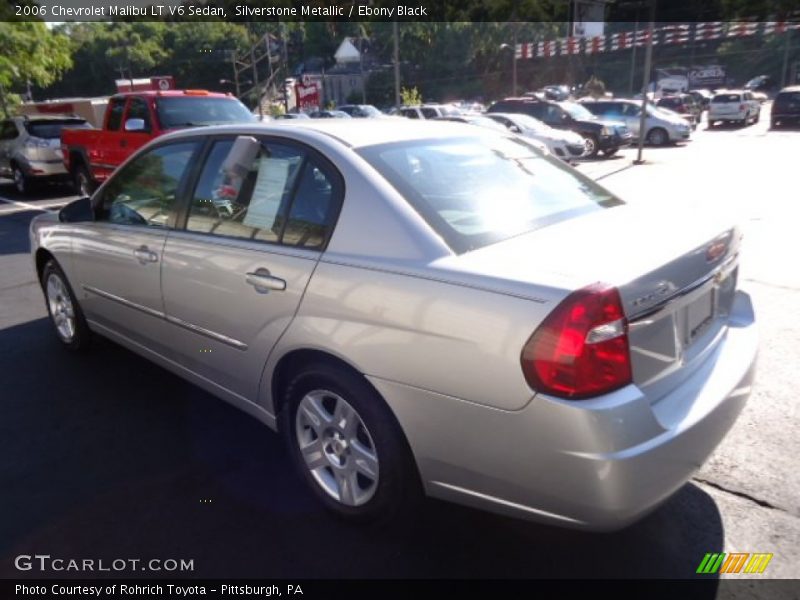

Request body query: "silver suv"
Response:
[0, 115, 90, 195]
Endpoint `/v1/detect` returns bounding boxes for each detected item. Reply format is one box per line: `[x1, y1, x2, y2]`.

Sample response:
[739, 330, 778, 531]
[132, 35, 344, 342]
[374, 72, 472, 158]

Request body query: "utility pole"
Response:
[229, 50, 241, 98]
[629, 18, 639, 95]
[635, 0, 656, 165]
[512, 25, 518, 96]
[251, 44, 262, 118]
[359, 35, 366, 104]
[393, 21, 401, 107]
[781, 28, 792, 88]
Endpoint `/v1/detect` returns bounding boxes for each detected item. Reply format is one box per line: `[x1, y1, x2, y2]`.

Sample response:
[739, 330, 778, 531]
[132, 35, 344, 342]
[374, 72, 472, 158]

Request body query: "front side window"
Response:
[98, 142, 198, 227]
[186, 139, 340, 250]
[359, 135, 623, 253]
[126, 97, 152, 131]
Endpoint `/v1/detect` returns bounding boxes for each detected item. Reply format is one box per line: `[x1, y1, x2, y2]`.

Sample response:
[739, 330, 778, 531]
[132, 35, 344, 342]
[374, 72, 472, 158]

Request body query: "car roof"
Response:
[158, 119, 499, 150]
[778, 86, 800, 93]
[14, 114, 87, 122]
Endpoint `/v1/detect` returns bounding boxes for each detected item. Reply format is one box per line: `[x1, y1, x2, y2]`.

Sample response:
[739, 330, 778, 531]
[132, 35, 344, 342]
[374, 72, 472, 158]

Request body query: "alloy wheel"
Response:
[46, 273, 76, 342]
[295, 389, 380, 507]
[13, 168, 26, 195]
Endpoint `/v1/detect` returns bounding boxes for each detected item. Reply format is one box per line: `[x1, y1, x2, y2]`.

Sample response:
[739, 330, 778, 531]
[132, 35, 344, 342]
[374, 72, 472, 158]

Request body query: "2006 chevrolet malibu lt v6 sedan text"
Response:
[30, 120, 757, 530]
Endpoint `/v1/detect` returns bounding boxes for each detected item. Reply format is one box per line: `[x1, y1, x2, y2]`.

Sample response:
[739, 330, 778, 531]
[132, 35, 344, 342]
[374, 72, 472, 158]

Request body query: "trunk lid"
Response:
[432, 203, 741, 402]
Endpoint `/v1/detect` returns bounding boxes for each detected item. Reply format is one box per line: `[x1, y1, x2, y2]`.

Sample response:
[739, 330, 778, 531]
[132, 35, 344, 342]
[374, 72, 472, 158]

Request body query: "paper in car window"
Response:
[243, 157, 290, 229]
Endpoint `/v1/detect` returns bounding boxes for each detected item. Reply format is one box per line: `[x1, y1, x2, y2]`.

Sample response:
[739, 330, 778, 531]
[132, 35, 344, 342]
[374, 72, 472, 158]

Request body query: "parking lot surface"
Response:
[1, 106, 798, 582]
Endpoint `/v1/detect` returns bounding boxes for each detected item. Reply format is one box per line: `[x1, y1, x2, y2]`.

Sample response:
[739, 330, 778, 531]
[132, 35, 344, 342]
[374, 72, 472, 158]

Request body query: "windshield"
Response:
[24, 119, 90, 139]
[560, 102, 595, 120]
[358, 135, 622, 253]
[155, 97, 254, 128]
[774, 92, 800, 107]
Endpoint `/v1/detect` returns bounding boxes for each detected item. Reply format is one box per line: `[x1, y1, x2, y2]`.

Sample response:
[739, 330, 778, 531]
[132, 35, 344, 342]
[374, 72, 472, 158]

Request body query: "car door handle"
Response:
[133, 245, 158, 264]
[245, 269, 286, 293]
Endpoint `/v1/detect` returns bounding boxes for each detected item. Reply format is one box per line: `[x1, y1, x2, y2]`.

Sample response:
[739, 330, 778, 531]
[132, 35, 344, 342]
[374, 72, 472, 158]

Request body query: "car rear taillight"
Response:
[521, 284, 632, 399]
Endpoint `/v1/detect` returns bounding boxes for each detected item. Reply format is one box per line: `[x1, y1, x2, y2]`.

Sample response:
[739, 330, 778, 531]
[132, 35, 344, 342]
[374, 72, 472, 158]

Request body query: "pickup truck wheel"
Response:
[73, 164, 96, 197]
[12, 166, 31, 196]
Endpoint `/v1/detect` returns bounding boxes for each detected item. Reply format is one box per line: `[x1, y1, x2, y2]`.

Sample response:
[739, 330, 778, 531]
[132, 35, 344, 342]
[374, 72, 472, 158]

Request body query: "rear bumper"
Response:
[710, 111, 747, 122]
[16, 157, 68, 178]
[371, 290, 757, 531]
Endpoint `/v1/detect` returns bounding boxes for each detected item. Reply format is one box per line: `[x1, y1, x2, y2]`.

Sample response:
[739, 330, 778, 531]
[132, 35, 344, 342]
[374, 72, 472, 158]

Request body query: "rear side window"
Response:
[421, 107, 438, 119]
[186, 139, 341, 250]
[359, 135, 623, 253]
[24, 119, 89, 139]
[712, 94, 741, 103]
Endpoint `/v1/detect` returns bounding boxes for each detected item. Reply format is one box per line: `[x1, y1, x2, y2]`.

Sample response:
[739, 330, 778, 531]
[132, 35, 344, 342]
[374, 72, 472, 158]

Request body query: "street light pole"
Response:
[635, 0, 656, 165]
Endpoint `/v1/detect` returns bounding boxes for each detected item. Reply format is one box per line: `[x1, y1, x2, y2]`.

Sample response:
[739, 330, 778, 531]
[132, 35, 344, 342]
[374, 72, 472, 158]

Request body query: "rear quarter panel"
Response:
[268, 261, 557, 412]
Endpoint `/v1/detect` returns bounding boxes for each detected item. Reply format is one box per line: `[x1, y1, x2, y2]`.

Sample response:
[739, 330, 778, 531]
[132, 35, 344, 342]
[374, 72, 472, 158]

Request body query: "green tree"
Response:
[0, 22, 72, 116]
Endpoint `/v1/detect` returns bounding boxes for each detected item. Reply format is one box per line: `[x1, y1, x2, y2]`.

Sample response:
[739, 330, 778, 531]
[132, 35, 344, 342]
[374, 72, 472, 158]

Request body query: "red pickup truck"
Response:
[61, 90, 254, 195]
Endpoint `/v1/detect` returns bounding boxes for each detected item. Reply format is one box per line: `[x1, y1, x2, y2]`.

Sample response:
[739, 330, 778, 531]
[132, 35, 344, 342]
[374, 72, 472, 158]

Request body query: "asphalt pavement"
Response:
[1, 107, 798, 585]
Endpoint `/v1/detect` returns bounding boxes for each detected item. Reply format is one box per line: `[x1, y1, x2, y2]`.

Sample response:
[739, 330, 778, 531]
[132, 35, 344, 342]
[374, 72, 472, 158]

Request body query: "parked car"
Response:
[488, 97, 632, 158]
[394, 104, 462, 120]
[0, 115, 91, 195]
[770, 86, 800, 128]
[744, 75, 775, 98]
[435, 115, 549, 154]
[687, 89, 713, 111]
[274, 113, 311, 120]
[540, 85, 571, 101]
[31, 120, 756, 530]
[581, 99, 691, 146]
[61, 90, 253, 196]
[486, 112, 586, 160]
[336, 104, 385, 118]
[708, 90, 761, 127]
[309, 110, 352, 119]
[655, 94, 702, 129]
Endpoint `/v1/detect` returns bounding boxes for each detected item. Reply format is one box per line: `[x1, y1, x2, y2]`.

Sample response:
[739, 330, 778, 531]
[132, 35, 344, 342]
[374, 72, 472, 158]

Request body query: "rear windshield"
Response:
[358, 135, 623, 253]
[712, 94, 741, 103]
[155, 97, 255, 128]
[657, 97, 682, 107]
[774, 92, 800, 106]
[24, 119, 90, 139]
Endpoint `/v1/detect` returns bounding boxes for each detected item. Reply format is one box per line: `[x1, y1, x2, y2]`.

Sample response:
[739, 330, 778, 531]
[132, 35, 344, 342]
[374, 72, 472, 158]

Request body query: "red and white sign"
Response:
[295, 82, 320, 111]
[115, 76, 176, 93]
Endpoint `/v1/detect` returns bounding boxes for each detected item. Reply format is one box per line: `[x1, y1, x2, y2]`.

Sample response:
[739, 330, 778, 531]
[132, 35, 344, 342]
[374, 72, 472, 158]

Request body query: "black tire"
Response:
[12, 165, 31, 196]
[754, 112, 760, 124]
[41, 259, 92, 351]
[73, 162, 96, 197]
[646, 127, 668, 146]
[601, 147, 618, 158]
[280, 362, 421, 524]
[582, 134, 599, 158]
[771, 119, 780, 129]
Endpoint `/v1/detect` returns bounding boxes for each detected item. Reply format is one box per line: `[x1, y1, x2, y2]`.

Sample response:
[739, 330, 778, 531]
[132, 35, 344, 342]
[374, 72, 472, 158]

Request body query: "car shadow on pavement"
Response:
[0, 180, 77, 202]
[0, 209, 42, 256]
[0, 318, 723, 584]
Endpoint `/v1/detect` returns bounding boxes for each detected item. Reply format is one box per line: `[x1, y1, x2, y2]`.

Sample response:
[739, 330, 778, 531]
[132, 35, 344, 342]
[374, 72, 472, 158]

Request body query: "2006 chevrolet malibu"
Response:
[30, 120, 757, 530]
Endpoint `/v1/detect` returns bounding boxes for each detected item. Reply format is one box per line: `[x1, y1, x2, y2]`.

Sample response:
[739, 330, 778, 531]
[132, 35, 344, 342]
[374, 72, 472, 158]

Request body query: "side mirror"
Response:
[509, 125, 522, 133]
[59, 196, 94, 223]
[124, 118, 146, 132]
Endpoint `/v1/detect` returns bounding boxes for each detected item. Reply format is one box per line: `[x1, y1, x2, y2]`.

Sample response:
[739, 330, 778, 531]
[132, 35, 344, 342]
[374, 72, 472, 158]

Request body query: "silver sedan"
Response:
[30, 121, 757, 530]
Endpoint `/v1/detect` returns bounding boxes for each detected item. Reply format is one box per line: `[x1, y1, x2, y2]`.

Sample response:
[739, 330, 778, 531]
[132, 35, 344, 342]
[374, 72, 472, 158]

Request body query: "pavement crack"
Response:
[693, 477, 784, 511]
